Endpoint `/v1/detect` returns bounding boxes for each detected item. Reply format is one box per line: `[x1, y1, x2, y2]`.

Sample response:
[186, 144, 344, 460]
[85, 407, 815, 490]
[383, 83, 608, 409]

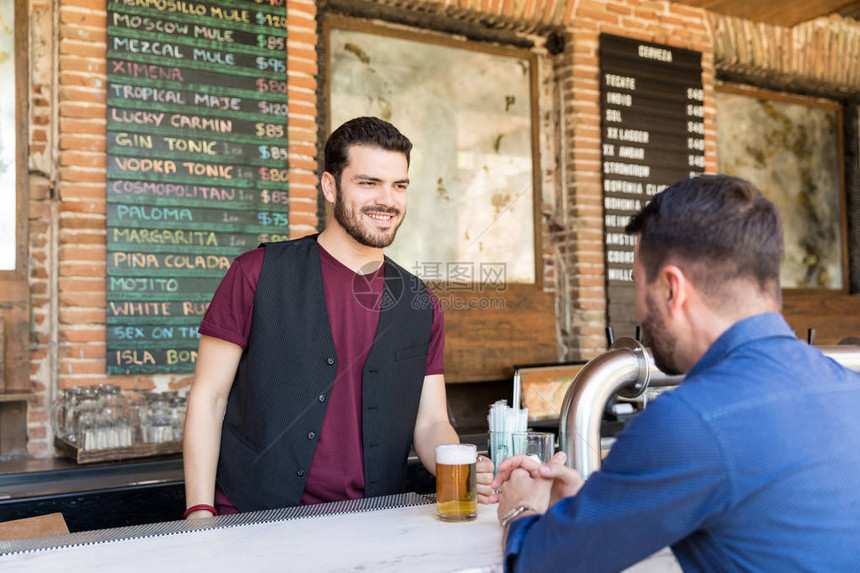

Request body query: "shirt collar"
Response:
[686, 312, 795, 377]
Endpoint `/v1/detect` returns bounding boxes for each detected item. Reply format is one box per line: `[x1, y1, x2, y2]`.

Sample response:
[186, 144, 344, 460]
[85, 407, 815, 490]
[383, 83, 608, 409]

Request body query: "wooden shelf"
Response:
[54, 436, 183, 464]
[0, 390, 36, 403]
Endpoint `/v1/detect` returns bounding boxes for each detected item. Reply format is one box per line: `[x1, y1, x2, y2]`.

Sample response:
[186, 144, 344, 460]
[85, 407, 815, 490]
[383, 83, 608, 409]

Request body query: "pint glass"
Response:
[435, 443, 477, 521]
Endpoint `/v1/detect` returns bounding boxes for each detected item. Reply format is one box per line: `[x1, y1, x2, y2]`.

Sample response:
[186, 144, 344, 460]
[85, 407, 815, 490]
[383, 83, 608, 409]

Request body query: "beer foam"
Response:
[436, 444, 477, 465]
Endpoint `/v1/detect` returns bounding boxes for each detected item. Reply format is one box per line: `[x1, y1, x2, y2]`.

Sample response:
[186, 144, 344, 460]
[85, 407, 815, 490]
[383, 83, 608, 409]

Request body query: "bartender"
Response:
[183, 117, 493, 518]
[492, 175, 860, 571]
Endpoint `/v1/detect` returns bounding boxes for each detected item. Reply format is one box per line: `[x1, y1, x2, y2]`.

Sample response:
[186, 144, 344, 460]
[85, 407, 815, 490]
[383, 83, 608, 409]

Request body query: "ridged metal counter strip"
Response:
[0, 492, 435, 556]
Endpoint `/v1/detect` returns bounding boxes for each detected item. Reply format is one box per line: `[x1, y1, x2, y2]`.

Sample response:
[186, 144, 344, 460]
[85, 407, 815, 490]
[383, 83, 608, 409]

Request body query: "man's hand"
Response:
[490, 451, 585, 508]
[476, 455, 495, 504]
[496, 465, 554, 521]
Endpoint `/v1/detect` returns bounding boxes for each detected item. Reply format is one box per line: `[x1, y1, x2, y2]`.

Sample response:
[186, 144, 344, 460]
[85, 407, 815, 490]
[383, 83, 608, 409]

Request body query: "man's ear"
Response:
[321, 172, 337, 203]
[661, 264, 690, 318]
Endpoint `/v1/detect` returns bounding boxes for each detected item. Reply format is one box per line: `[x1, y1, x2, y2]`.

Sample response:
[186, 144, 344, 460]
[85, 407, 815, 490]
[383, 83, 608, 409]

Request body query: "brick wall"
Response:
[23, 0, 321, 456]
[21, 0, 860, 456]
[558, 1, 717, 358]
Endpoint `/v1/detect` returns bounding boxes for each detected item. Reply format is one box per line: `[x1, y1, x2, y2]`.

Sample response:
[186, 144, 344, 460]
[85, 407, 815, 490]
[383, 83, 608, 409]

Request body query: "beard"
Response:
[333, 185, 404, 248]
[642, 298, 683, 376]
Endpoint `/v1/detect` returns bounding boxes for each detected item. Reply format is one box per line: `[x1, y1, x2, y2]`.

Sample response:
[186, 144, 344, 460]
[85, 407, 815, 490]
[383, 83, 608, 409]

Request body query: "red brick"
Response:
[287, 30, 317, 45]
[59, 85, 106, 105]
[59, 169, 107, 184]
[60, 345, 106, 360]
[58, 26, 106, 45]
[59, 244, 105, 259]
[30, 282, 48, 296]
[288, 57, 318, 76]
[29, 202, 50, 219]
[287, 74, 317, 92]
[59, 292, 104, 307]
[59, 102, 105, 119]
[605, 1, 632, 16]
[670, 4, 705, 19]
[59, 262, 106, 277]
[286, 0, 317, 17]
[58, 183, 105, 200]
[286, 115, 317, 132]
[59, 199, 105, 214]
[289, 156, 317, 173]
[29, 426, 48, 440]
[59, 308, 107, 324]
[59, 55, 106, 75]
[59, 278, 104, 293]
[28, 442, 50, 456]
[59, 360, 106, 375]
[290, 171, 319, 187]
[60, 328, 106, 343]
[577, 6, 620, 25]
[572, 54, 598, 67]
[289, 186, 320, 201]
[60, 151, 105, 169]
[169, 377, 195, 390]
[62, 0, 106, 10]
[288, 209, 318, 224]
[60, 230, 105, 244]
[29, 409, 49, 424]
[59, 40, 106, 59]
[60, 118, 107, 136]
[60, 7, 106, 27]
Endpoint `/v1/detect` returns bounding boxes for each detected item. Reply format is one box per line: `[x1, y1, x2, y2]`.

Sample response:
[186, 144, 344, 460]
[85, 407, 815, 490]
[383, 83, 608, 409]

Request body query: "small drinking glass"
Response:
[488, 430, 513, 474]
[511, 432, 555, 463]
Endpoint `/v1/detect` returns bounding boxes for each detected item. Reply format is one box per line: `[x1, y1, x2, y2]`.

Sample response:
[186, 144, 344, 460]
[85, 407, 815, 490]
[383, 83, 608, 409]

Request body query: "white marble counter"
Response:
[0, 501, 680, 572]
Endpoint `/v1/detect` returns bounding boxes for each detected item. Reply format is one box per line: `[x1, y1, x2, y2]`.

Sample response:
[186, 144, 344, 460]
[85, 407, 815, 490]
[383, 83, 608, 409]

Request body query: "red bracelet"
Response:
[184, 504, 218, 519]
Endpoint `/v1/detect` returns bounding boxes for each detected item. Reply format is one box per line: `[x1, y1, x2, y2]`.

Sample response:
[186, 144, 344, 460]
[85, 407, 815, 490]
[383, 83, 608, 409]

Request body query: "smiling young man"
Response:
[183, 117, 493, 518]
[491, 175, 860, 572]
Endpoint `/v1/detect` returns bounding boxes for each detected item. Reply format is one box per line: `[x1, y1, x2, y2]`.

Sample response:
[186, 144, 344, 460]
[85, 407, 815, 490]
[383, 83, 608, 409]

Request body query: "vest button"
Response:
[297, 469, 305, 477]
[318, 394, 326, 402]
[326, 357, 335, 365]
[307, 432, 316, 440]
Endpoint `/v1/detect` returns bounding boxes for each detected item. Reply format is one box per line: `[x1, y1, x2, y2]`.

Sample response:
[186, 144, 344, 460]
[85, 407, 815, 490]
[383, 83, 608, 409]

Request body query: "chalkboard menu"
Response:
[105, 0, 289, 374]
[600, 34, 704, 339]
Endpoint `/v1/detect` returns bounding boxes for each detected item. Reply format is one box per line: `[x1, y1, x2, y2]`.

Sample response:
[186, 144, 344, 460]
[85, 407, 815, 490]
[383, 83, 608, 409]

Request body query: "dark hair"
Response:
[324, 117, 412, 185]
[625, 174, 784, 300]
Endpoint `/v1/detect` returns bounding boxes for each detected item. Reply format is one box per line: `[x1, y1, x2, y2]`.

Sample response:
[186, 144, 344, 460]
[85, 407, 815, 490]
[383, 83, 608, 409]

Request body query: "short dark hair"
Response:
[625, 174, 784, 301]
[324, 117, 412, 185]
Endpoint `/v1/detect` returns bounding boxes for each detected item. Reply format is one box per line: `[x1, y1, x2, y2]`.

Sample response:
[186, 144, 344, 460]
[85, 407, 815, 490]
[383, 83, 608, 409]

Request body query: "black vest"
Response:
[216, 236, 434, 511]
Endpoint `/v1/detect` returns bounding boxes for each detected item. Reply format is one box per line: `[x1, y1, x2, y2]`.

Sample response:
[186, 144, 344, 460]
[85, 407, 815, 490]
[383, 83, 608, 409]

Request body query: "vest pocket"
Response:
[395, 343, 429, 362]
[225, 422, 260, 453]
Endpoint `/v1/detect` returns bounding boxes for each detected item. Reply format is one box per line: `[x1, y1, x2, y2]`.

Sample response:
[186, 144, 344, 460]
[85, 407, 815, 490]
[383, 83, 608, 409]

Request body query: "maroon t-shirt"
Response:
[200, 244, 445, 509]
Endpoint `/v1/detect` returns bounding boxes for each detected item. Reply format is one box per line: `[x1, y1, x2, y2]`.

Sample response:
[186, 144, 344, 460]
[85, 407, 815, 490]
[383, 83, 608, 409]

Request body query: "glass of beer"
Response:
[435, 443, 478, 521]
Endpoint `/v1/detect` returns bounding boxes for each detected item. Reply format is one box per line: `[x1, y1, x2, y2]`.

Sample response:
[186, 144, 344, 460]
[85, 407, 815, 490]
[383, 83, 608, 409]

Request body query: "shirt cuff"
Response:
[199, 322, 248, 349]
[504, 513, 540, 572]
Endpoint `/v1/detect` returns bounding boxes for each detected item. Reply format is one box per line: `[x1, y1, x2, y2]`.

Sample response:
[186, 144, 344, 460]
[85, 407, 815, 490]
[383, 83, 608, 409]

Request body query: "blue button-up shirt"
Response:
[505, 313, 860, 572]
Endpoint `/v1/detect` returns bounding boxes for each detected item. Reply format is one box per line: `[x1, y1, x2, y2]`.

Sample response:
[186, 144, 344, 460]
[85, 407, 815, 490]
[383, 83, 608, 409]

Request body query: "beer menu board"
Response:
[105, 0, 289, 374]
[599, 34, 704, 339]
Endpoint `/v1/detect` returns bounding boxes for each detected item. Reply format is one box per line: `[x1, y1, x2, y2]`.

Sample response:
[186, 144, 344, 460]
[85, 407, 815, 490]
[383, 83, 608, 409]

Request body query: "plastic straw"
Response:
[513, 370, 521, 412]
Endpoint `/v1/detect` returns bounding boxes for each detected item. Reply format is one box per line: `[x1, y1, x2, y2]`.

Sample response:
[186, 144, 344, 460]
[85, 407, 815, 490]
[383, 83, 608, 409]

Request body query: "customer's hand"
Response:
[495, 464, 554, 519]
[489, 451, 584, 507]
[476, 454, 496, 504]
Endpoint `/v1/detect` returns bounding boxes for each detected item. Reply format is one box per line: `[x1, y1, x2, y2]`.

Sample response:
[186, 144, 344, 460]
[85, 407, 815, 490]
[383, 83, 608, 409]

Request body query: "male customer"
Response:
[184, 117, 493, 517]
[492, 174, 860, 571]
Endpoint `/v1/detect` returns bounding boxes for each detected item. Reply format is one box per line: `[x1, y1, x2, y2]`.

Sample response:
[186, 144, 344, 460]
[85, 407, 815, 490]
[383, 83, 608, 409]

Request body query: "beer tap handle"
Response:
[635, 325, 642, 343]
[605, 326, 615, 347]
[807, 328, 816, 345]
